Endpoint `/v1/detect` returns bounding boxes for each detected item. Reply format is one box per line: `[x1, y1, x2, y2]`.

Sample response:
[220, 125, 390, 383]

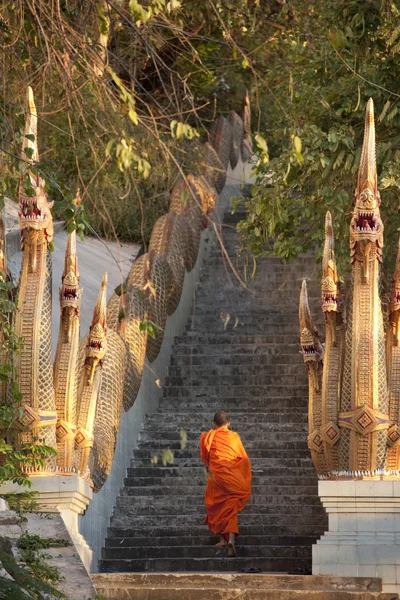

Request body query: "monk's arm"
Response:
[200, 433, 210, 466]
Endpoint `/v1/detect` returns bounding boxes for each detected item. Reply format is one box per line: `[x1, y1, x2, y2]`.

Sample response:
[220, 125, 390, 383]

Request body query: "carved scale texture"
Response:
[89, 330, 126, 492]
[209, 116, 233, 172]
[121, 289, 148, 411]
[169, 180, 202, 271]
[387, 337, 400, 469]
[149, 214, 188, 315]
[308, 365, 327, 475]
[228, 111, 244, 170]
[321, 320, 340, 471]
[107, 292, 122, 332]
[53, 307, 80, 470]
[204, 142, 226, 194]
[17, 245, 57, 471]
[341, 257, 388, 471]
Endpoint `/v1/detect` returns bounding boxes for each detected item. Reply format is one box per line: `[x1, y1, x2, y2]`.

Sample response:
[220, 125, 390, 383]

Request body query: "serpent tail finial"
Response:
[321, 211, 338, 314]
[356, 98, 378, 203]
[22, 86, 39, 164]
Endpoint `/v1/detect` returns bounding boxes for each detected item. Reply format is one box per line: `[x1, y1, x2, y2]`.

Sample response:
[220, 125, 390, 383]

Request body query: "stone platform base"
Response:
[315, 480, 400, 595]
[91, 573, 397, 599]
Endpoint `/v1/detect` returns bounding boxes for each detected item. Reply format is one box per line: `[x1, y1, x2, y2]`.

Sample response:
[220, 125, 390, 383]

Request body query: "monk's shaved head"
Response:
[213, 411, 229, 427]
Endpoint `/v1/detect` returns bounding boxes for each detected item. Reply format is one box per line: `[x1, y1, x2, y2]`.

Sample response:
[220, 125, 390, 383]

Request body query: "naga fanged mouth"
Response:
[302, 344, 318, 355]
[89, 340, 104, 351]
[19, 198, 48, 224]
[352, 211, 378, 233]
[62, 288, 79, 301]
[322, 294, 338, 305]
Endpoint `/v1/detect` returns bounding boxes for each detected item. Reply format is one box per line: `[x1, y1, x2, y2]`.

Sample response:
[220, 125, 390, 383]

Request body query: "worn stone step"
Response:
[167, 364, 306, 378]
[123, 475, 319, 488]
[98, 556, 311, 573]
[92, 573, 386, 598]
[121, 484, 318, 497]
[164, 373, 306, 387]
[139, 424, 309, 438]
[101, 544, 312, 560]
[104, 534, 318, 548]
[113, 502, 325, 517]
[133, 449, 310, 462]
[115, 496, 322, 512]
[126, 465, 316, 478]
[137, 431, 308, 446]
[163, 384, 308, 398]
[130, 456, 313, 469]
[147, 409, 308, 421]
[174, 334, 303, 345]
[169, 352, 304, 366]
[171, 342, 302, 355]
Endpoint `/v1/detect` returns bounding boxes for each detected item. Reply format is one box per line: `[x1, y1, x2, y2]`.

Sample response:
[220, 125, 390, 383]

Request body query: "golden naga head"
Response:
[18, 87, 54, 265]
[60, 228, 82, 343]
[85, 272, 108, 385]
[321, 212, 339, 313]
[350, 99, 383, 250]
[299, 280, 323, 363]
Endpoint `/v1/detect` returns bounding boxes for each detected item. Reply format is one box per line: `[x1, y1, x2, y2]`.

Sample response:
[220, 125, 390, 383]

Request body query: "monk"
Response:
[200, 410, 252, 557]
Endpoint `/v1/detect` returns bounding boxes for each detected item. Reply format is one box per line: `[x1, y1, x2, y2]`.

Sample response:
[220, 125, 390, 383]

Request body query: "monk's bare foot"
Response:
[215, 535, 227, 546]
[227, 533, 236, 557]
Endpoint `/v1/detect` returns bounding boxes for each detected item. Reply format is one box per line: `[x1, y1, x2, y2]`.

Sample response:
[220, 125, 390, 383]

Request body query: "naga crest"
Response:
[299, 280, 323, 364]
[19, 87, 54, 271]
[60, 227, 82, 343]
[350, 99, 383, 273]
[85, 272, 108, 384]
[321, 211, 339, 313]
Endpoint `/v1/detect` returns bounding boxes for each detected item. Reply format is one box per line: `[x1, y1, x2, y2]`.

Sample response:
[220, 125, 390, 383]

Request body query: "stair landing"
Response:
[92, 572, 398, 599]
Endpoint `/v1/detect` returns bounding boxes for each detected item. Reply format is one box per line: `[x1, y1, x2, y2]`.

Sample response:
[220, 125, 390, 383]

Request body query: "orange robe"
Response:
[200, 427, 251, 536]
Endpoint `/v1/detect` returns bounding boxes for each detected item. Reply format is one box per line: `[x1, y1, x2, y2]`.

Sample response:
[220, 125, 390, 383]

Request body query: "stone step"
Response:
[145, 408, 307, 422]
[106, 524, 324, 539]
[92, 573, 387, 599]
[163, 384, 308, 397]
[126, 466, 317, 478]
[167, 364, 306, 377]
[164, 373, 306, 387]
[139, 424, 309, 437]
[112, 502, 325, 517]
[133, 449, 310, 462]
[123, 476, 319, 488]
[98, 556, 312, 573]
[121, 485, 319, 497]
[101, 544, 312, 560]
[104, 535, 318, 548]
[115, 495, 322, 511]
[169, 353, 304, 365]
[130, 457, 313, 469]
[171, 343, 302, 355]
[137, 431, 309, 445]
[174, 334, 304, 345]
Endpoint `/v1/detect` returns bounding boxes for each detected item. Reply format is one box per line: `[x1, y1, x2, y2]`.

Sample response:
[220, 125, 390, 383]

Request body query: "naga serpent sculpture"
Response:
[299, 99, 400, 478]
[0, 86, 251, 491]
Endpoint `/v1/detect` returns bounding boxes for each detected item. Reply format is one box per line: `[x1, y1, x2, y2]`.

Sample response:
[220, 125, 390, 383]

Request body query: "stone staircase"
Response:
[99, 203, 328, 574]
